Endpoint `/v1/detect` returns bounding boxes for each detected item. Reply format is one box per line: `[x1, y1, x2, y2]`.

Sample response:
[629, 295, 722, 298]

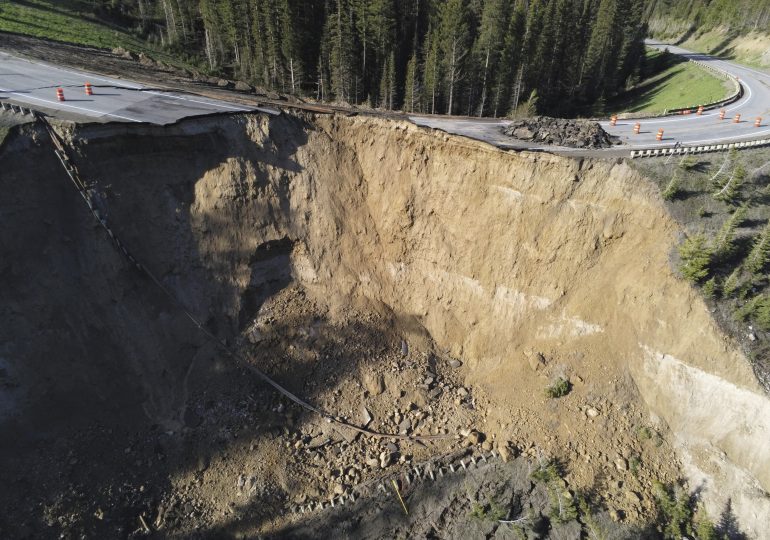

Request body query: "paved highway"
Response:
[0, 50, 276, 124]
[411, 41, 770, 155]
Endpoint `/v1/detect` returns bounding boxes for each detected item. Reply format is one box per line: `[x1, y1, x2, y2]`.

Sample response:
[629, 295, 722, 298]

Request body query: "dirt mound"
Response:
[502, 116, 615, 148]
[0, 112, 766, 538]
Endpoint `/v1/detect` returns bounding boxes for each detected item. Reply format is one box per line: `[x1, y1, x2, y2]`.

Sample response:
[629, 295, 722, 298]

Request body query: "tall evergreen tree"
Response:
[438, 0, 470, 115]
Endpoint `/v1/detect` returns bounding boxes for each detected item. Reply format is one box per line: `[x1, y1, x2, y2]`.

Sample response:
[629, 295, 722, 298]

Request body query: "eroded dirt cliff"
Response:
[1, 111, 767, 538]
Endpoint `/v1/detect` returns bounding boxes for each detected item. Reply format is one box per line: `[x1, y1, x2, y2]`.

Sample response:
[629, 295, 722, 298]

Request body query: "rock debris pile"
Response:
[502, 116, 615, 148]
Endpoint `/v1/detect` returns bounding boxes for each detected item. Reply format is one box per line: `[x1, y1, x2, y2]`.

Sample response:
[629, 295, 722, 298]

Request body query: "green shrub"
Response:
[745, 223, 770, 275]
[545, 377, 571, 398]
[711, 206, 747, 263]
[653, 482, 694, 539]
[679, 155, 698, 171]
[678, 233, 712, 283]
[531, 461, 577, 524]
[702, 277, 719, 298]
[721, 268, 742, 298]
[629, 455, 642, 477]
[470, 498, 507, 521]
[662, 173, 682, 201]
[735, 294, 770, 330]
[713, 164, 746, 204]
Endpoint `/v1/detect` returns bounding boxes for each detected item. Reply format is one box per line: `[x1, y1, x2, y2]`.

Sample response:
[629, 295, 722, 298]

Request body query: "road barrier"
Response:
[0, 101, 35, 116]
[734, 114, 742, 123]
[85, 82, 93, 96]
[630, 138, 770, 158]
[56, 88, 65, 101]
[720, 109, 726, 120]
[633, 122, 641, 134]
[756, 117, 763, 128]
[656, 128, 664, 141]
[610, 114, 618, 127]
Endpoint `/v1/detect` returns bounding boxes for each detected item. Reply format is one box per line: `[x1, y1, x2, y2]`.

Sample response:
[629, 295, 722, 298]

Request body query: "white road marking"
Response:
[144, 90, 249, 111]
[0, 86, 142, 122]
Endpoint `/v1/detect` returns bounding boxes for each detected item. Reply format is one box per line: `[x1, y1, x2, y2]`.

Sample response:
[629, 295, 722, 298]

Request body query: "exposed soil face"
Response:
[0, 112, 766, 538]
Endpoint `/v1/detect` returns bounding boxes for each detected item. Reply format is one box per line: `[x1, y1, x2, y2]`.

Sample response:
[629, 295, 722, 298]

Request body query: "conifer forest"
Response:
[91, 0, 649, 117]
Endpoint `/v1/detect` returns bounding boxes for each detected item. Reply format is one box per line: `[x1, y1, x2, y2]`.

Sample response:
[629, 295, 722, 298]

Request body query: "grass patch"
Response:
[0, 0, 190, 69]
[609, 48, 733, 115]
[682, 29, 770, 71]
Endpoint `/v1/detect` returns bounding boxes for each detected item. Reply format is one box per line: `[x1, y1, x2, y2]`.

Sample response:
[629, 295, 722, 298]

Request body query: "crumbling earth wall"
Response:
[1, 112, 768, 536]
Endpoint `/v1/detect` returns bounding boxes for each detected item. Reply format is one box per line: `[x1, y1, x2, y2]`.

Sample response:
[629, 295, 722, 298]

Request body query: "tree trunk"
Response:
[447, 40, 457, 115]
[479, 48, 490, 117]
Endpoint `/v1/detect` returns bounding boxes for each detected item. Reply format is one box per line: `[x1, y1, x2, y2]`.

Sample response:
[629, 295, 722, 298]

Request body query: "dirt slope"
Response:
[0, 112, 767, 537]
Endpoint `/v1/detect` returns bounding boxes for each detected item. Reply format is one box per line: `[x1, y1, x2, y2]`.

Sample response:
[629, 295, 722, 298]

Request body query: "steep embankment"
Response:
[1, 112, 768, 536]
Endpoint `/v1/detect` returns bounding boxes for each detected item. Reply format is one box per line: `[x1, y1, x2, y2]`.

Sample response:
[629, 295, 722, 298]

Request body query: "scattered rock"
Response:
[234, 81, 253, 92]
[466, 430, 484, 445]
[501, 116, 615, 149]
[363, 372, 385, 396]
[401, 340, 409, 357]
[614, 457, 628, 472]
[527, 351, 546, 372]
[586, 407, 600, 418]
[625, 490, 641, 503]
[361, 406, 373, 427]
[448, 359, 462, 368]
[428, 387, 443, 400]
[499, 445, 512, 463]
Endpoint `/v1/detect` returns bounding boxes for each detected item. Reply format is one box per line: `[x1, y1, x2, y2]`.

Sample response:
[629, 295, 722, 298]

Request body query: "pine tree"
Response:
[403, 50, 420, 113]
[474, 0, 511, 116]
[438, 0, 470, 115]
[422, 24, 441, 114]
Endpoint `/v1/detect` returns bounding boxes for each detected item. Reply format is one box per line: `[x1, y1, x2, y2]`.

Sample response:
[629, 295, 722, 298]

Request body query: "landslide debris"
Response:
[502, 116, 615, 148]
[1, 110, 764, 538]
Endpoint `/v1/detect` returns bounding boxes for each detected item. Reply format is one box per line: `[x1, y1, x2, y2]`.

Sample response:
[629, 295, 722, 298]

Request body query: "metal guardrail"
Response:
[0, 100, 37, 117]
[630, 138, 770, 158]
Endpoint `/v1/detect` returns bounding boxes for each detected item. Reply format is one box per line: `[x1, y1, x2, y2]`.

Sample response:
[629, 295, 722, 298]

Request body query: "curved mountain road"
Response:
[2, 39, 768, 156]
[410, 41, 770, 157]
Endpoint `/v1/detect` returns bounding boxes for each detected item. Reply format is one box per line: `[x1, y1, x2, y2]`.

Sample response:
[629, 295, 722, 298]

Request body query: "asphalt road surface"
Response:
[411, 41, 770, 155]
[0, 50, 276, 124]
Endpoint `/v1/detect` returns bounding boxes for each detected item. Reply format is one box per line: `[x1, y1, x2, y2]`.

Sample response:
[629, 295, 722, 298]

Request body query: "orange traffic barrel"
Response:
[734, 114, 742, 123]
[633, 122, 641, 134]
[656, 128, 664, 141]
[719, 109, 726, 120]
[756, 117, 763, 128]
[697, 105, 704, 115]
[85, 82, 93, 96]
[610, 115, 618, 127]
[56, 88, 65, 101]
